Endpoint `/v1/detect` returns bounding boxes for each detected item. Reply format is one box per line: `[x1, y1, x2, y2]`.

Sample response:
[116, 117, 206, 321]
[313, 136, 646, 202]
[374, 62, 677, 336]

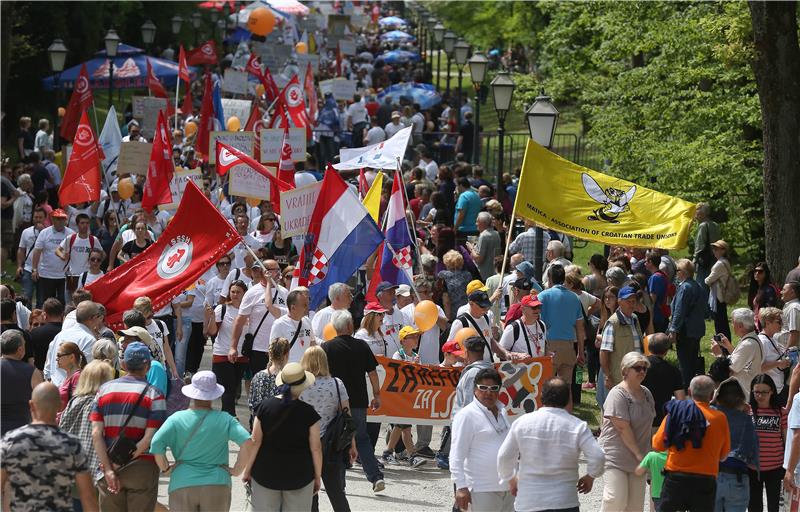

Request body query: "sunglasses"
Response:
[755, 269, 765, 273]
[476, 384, 501, 392]
[56, 352, 74, 359]
[217, 261, 231, 266]
[89, 257, 102, 262]
[631, 365, 648, 373]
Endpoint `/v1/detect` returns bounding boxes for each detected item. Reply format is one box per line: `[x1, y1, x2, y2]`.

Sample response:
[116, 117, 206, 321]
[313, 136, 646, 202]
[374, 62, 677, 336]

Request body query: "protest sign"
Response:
[132, 96, 169, 139]
[229, 164, 277, 201]
[208, 131, 254, 165]
[367, 356, 553, 425]
[160, 167, 203, 210]
[117, 142, 154, 175]
[296, 53, 320, 73]
[222, 68, 249, 95]
[319, 78, 357, 101]
[338, 38, 356, 56]
[260, 128, 306, 163]
[220, 98, 252, 125]
[279, 181, 322, 237]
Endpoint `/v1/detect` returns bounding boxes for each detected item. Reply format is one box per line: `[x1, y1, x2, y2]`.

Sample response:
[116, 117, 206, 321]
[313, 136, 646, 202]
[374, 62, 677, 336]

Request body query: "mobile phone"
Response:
[712, 334, 722, 342]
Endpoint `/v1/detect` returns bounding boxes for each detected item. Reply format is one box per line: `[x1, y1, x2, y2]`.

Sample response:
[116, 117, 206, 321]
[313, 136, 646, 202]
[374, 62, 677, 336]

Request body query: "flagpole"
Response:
[174, 79, 180, 130]
[90, 102, 101, 139]
[497, 197, 521, 299]
[395, 157, 424, 278]
[380, 236, 421, 303]
[242, 242, 282, 290]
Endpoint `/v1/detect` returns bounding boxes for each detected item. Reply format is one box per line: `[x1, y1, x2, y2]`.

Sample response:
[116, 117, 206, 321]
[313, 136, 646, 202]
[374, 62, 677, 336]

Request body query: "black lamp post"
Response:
[490, 70, 515, 202]
[141, 20, 156, 54]
[426, 16, 436, 81]
[222, 2, 230, 51]
[47, 38, 68, 151]
[467, 51, 488, 164]
[104, 29, 120, 110]
[453, 39, 469, 130]
[171, 15, 183, 37]
[433, 22, 444, 89]
[526, 89, 560, 281]
[191, 13, 202, 45]
[442, 31, 456, 98]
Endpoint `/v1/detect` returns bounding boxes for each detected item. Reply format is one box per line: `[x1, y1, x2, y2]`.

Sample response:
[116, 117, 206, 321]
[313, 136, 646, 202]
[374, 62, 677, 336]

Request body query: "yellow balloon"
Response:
[184, 121, 198, 137]
[255, 83, 265, 97]
[295, 42, 308, 54]
[453, 327, 478, 347]
[323, 322, 337, 341]
[414, 300, 438, 332]
[246, 196, 261, 208]
[117, 177, 134, 200]
[226, 116, 241, 131]
[643, 334, 651, 356]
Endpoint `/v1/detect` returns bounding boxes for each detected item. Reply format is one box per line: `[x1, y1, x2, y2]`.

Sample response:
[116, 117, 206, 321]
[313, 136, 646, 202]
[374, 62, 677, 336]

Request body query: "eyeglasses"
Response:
[755, 269, 765, 274]
[89, 257, 102, 262]
[476, 384, 501, 392]
[631, 365, 648, 373]
[217, 261, 231, 266]
[753, 390, 772, 396]
[56, 353, 73, 359]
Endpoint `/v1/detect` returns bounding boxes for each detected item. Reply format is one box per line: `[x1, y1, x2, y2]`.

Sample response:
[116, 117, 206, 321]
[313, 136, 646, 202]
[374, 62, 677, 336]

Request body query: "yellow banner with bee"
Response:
[513, 140, 697, 250]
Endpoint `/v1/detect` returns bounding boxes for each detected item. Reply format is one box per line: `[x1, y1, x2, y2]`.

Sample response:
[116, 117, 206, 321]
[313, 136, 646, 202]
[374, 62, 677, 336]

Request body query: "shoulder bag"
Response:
[322, 379, 357, 455]
[242, 289, 279, 358]
[106, 384, 151, 467]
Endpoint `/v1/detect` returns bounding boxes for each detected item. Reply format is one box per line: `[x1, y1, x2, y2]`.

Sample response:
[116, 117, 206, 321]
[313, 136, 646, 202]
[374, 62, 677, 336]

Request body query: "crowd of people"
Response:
[4, 3, 800, 512]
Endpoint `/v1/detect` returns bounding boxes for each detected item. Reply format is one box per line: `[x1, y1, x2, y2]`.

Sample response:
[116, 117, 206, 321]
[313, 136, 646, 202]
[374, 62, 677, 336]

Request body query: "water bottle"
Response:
[575, 364, 584, 385]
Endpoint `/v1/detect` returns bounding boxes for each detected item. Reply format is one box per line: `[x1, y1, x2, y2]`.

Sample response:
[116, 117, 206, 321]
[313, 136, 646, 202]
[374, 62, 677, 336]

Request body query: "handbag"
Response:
[106, 384, 151, 467]
[322, 380, 357, 455]
[242, 289, 279, 357]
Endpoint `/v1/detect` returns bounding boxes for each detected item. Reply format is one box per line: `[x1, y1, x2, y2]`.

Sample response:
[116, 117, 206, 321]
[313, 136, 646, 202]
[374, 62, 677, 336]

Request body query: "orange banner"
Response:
[368, 356, 554, 426]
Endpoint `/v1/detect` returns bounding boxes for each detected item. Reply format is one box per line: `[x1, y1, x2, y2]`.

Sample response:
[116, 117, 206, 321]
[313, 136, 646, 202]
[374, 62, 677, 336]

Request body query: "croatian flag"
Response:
[379, 172, 414, 286]
[292, 169, 384, 309]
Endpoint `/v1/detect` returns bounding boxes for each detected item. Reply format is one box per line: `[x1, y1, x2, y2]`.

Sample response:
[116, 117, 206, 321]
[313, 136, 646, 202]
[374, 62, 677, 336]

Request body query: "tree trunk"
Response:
[748, 1, 800, 284]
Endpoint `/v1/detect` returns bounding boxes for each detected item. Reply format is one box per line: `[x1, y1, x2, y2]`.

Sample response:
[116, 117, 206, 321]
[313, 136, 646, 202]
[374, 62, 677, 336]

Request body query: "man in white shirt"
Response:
[410, 103, 425, 143]
[34, 118, 51, 155]
[31, 208, 74, 307]
[56, 213, 100, 299]
[311, 283, 353, 338]
[449, 290, 509, 362]
[271, 289, 316, 363]
[780, 281, 800, 348]
[376, 282, 405, 357]
[363, 117, 386, 146]
[419, 148, 439, 183]
[230, 215, 261, 269]
[542, 240, 573, 288]
[346, 95, 369, 147]
[451, 367, 514, 512]
[44, 301, 104, 385]
[499, 295, 547, 358]
[384, 111, 405, 138]
[497, 376, 605, 512]
[230, 261, 288, 374]
[16, 207, 46, 304]
[205, 255, 232, 307]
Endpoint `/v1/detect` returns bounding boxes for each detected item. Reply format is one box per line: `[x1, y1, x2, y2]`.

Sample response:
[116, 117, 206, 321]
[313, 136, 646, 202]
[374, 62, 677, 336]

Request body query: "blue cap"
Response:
[376, 281, 398, 294]
[515, 261, 536, 280]
[618, 286, 637, 300]
[124, 341, 152, 370]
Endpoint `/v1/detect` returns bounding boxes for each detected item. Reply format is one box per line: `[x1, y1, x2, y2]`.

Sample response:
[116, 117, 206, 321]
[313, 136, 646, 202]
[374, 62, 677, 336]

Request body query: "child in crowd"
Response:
[635, 450, 667, 511]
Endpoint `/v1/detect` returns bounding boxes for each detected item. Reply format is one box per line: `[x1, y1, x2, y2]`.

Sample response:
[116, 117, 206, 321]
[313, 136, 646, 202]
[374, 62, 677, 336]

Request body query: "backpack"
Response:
[63, 233, 96, 270]
[720, 261, 741, 305]
[655, 270, 675, 318]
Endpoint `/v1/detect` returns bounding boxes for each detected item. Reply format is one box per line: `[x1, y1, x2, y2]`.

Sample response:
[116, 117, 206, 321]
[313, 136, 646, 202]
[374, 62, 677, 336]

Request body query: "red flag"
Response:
[358, 168, 368, 199]
[335, 44, 343, 77]
[187, 40, 218, 66]
[269, 76, 311, 139]
[59, 111, 102, 205]
[196, 73, 215, 161]
[60, 64, 94, 142]
[245, 53, 263, 78]
[304, 63, 318, 122]
[277, 127, 296, 187]
[178, 45, 191, 83]
[268, 93, 289, 129]
[262, 66, 280, 101]
[146, 59, 169, 98]
[180, 87, 193, 118]
[244, 102, 263, 132]
[142, 111, 175, 211]
[245, 103, 265, 159]
[364, 241, 384, 303]
[215, 141, 293, 213]
[85, 181, 242, 327]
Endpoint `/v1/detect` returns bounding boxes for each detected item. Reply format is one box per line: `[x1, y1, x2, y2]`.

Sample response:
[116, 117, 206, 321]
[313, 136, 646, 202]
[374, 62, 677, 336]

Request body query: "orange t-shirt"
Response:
[652, 401, 730, 477]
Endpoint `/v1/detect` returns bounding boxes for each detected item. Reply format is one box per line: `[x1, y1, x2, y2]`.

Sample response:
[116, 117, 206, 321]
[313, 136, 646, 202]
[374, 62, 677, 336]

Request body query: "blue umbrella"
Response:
[378, 49, 421, 65]
[380, 30, 416, 42]
[42, 45, 197, 91]
[377, 82, 442, 110]
[378, 16, 408, 27]
[225, 26, 252, 45]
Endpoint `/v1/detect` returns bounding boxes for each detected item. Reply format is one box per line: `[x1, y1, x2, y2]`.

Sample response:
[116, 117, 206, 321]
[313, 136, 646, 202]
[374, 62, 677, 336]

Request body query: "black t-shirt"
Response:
[31, 164, 49, 195]
[121, 239, 152, 259]
[266, 241, 297, 269]
[459, 121, 474, 154]
[642, 355, 684, 426]
[323, 335, 378, 409]
[1, 179, 15, 220]
[30, 322, 62, 371]
[0, 324, 33, 363]
[252, 398, 320, 490]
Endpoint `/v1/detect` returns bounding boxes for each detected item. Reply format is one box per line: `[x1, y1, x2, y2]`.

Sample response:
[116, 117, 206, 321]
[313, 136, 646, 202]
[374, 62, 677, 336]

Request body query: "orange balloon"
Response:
[248, 7, 276, 37]
[117, 177, 134, 200]
[255, 83, 265, 97]
[184, 121, 197, 137]
[295, 42, 308, 54]
[643, 334, 651, 356]
[414, 300, 438, 332]
[58, 107, 66, 117]
[226, 116, 241, 131]
[323, 322, 337, 341]
[453, 327, 478, 348]
[246, 196, 261, 207]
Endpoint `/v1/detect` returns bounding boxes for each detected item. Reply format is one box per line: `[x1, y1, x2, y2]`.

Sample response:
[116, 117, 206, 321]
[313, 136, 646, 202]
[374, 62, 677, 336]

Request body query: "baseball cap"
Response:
[466, 280, 488, 295]
[376, 281, 398, 295]
[520, 295, 542, 308]
[618, 286, 637, 300]
[250, 261, 265, 270]
[513, 277, 533, 291]
[397, 284, 412, 297]
[123, 341, 152, 370]
[515, 261, 536, 280]
[51, 208, 68, 219]
[119, 326, 154, 346]
[399, 326, 421, 340]
[364, 301, 388, 314]
[467, 290, 491, 309]
[442, 339, 465, 357]
[391, 111, 401, 118]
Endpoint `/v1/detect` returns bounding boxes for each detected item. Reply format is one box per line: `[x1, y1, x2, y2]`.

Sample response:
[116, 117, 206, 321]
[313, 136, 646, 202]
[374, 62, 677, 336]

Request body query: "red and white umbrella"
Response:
[267, 0, 309, 16]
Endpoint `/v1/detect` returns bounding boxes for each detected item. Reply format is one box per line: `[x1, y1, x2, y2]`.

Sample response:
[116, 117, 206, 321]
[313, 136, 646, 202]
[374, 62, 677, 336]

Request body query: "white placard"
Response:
[117, 142, 154, 175]
[220, 98, 252, 125]
[161, 167, 203, 210]
[319, 78, 357, 101]
[208, 131, 254, 165]
[296, 53, 320, 73]
[279, 181, 323, 237]
[132, 96, 169, 139]
[229, 164, 277, 201]
[222, 69, 249, 95]
[259, 128, 307, 163]
[338, 38, 356, 56]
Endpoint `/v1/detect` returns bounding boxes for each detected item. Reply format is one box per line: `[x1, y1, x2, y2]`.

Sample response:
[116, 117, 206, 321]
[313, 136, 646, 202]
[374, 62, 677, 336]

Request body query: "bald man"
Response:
[1, 382, 98, 512]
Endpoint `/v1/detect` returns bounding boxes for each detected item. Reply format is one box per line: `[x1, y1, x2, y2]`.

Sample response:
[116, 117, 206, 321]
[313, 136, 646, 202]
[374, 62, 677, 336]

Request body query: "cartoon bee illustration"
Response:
[581, 173, 637, 224]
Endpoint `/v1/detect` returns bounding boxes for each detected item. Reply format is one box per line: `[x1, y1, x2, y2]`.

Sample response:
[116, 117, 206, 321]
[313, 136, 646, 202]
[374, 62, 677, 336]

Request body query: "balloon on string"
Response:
[246, 196, 261, 208]
[414, 300, 438, 332]
[248, 7, 276, 36]
[453, 327, 478, 348]
[323, 322, 337, 341]
[255, 83, 265, 97]
[117, 178, 134, 200]
[184, 121, 198, 137]
[226, 116, 241, 131]
[295, 42, 308, 54]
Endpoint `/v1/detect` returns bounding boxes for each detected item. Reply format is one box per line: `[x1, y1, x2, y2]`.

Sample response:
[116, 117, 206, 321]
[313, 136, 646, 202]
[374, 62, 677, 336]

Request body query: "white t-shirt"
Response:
[270, 315, 315, 363]
[77, 270, 104, 288]
[500, 319, 547, 356]
[205, 274, 227, 307]
[58, 233, 100, 276]
[145, 319, 169, 364]
[346, 102, 369, 125]
[381, 305, 407, 357]
[364, 126, 386, 145]
[354, 328, 389, 357]
[212, 303, 240, 356]
[238, 282, 288, 353]
[186, 283, 207, 323]
[220, 268, 253, 300]
[311, 305, 340, 338]
[402, 302, 446, 365]
[577, 290, 598, 315]
[449, 310, 495, 362]
[33, 226, 75, 279]
[385, 122, 404, 139]
[65, 205, 93, 231]
[18, 225, 41, 272]
[231, 234, 262, 268]
[423, 160, 439, 182]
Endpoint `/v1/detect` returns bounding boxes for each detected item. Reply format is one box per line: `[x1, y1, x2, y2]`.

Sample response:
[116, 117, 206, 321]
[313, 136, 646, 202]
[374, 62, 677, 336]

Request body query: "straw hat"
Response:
[276, 363, 315, 396]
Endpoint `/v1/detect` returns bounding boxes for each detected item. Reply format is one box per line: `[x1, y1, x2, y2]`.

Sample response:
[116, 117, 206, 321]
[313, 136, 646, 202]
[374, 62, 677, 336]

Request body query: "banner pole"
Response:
[395, 157, 424, 280]
[175, 79, 180, 130]
[497, 195, 520, 301]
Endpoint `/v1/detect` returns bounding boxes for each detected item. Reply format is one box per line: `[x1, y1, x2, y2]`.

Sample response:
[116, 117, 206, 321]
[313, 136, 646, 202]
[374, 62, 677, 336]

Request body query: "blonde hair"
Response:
[621, 351, 649, 377]
[75, 360, 115, 396]
[301, 346, 330, 377]
[759, 307, 783, 325]
[676, 258, 695, 278]
[443, 250, 464, 270]
[268, 337, 291, 362]
[133, 296, 153, 316]
[361, 311, 383, 336]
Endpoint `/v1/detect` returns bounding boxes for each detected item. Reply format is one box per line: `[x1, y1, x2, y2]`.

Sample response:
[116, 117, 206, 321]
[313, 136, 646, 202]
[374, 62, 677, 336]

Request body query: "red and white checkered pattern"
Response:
[294, 248, 329, 286]
[392, 246, 413, 269]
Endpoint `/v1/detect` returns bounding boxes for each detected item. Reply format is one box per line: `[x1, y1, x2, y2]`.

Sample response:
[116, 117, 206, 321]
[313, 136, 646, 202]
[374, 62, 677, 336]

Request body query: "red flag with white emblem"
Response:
[268, 75, 311, 139]
[59, 110, 102, 205]
[304, 63, 318, 122]
[60, 64, 94, 142]
[277, 126, 296, 186]
[215, 140, 294, 212]
[141, 110, 175, 211]
[86, 181, 242, 328]
[178, 45, 191, 83]
[187, 40, 218, 66]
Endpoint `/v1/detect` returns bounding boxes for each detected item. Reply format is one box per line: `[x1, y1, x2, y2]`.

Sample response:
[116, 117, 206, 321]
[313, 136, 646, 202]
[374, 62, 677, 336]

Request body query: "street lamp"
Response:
[192, 12, 202, 44]
[171, 15, 183, 35]
[454, 39, 469, 129]
[426, 16, 436, 80]
[468, 51, 488, 164]
[433, 22, 444, 89]
[222, 2, 230, 51]
[47, 38, 68, 151]
[490, 70, 514, 203]
[104, 29, 120, 110]
[141, 20, 156, 52]
[526, 88, 560, 281]
[442, 31, 456, 97]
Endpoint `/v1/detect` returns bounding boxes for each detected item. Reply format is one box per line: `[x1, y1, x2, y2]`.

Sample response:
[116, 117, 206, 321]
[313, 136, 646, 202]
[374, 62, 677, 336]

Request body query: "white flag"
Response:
[98, 106, 122, 184]
[333, 125, 412, 171]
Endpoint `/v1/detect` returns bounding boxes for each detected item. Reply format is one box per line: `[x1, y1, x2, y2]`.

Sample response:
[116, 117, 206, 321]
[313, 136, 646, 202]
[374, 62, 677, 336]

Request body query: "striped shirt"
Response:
[753, 407, 787, 471]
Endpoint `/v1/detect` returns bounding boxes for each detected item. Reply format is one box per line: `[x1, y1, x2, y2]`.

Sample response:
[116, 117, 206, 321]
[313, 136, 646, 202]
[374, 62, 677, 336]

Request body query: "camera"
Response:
[712, 334, 722, 342]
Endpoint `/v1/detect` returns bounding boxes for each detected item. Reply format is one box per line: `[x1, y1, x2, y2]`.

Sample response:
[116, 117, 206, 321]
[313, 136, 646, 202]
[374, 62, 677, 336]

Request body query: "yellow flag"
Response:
[362, 171, 384, 224]
[513, 140, 697, 250]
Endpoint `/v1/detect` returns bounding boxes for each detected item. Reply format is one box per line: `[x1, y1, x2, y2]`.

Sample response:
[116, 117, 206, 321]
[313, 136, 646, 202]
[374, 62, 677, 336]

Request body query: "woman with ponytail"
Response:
[55, 341, 87, 412]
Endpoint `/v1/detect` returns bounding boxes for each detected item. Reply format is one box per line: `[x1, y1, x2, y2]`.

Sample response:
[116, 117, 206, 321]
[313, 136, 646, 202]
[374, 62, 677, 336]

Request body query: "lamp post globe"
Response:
[104, 29, 121, 110]
[468, 52, 488, 164]
[171, 15, 183, 35]
[141, 20, 156, 48]
[526, 89, 560, 149]
[490, 70, 515, 202]
[48, 38, 68, 151]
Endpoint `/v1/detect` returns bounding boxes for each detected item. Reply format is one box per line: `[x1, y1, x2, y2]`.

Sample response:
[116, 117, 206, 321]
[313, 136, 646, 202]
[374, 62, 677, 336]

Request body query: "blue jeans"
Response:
[174, 316, 192, 377]
[596, 368, 609, 409]
[350, 408, 383, 484]
[714, 472, 749, 512]
[20, 270, 35, 304]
